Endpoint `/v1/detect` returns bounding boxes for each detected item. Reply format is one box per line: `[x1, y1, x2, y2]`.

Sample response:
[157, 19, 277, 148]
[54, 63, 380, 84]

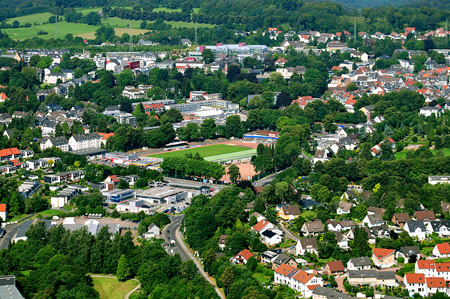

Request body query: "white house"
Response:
[405, 273, 447, 297]
[230, 249, 254, 265]
[432, 243, 450, 259]
[0, 203, 6, 221]
[347, 257, 371, 270]
[261, 229, 283, 246]
[404, 221, 428, 241]
[337, 201, 353, 215]
[362, 214, 385, 228]
[296, 238, 318, 255]
[274, 263, 323, 297]
[143, 223, 161, 239]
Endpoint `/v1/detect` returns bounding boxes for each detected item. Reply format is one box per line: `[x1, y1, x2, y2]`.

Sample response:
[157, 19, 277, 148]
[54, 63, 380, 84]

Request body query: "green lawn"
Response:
[150, 144, 252, 159]
[8, 214, 29, 222]
[91, 276, 138, 299]
[395, 148, 450, 160]
[37, 209, 65, 217]
[279, 239, 296, 248]
[301, 210, 317, 219]
[421, 247, 433, 256]
[252, 273, 272, 284]
[20, 270, 31, 276]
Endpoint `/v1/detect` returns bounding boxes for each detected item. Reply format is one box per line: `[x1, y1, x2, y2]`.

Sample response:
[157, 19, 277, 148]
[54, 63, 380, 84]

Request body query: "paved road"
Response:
[278, 222, 300, 242]
[0, 222, 22, 250]
[162, 215, 225, 299]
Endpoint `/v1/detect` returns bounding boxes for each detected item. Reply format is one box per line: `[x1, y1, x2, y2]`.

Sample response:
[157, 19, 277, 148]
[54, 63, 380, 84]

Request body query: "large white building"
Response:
[68, 133, 102, 151]
[0, 203, 6, 221]
[40, 136, 69, 152]
[415, 260, 450, 281]
[274, 263, 323, 297]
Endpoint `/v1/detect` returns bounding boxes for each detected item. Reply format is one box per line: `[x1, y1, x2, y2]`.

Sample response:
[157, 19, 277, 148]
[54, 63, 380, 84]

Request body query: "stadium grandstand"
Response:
[242, 130, 279, 144]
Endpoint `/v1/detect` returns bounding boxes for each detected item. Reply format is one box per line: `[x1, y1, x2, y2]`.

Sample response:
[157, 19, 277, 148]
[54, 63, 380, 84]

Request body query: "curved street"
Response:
[163, 215, 225, 299]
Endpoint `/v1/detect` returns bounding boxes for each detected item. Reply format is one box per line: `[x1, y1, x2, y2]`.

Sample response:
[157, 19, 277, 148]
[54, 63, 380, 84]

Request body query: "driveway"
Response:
[335, 275, 346, 292]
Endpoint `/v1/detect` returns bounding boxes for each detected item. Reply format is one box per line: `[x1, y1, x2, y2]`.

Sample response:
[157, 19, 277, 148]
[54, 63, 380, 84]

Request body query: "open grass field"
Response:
[6, 13, 54, 26]
[37, 209, 66, 217]
[91, 277, 138, 299]
[150, 144, 252, 159]
[4, 7, 213, 40]
[3, 22, 99, 40]
[394, 148, 450, 160]
[75, 28, 149, 39]
[252, 273, 272, 284]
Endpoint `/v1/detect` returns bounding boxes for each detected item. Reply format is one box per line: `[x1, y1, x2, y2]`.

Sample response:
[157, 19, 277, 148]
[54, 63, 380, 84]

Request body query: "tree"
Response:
[116, 254, 130, 281]
[346, 83, 358, 91]
[118, 69, 134, 87]
[202, 49, 215, 64]
[220, 267, 235, 295]
[323, 115, 337, 133]
[246, 257, 258, 272]
[228, 165, 241, 183]
[203, 248, 216, 273]
[225, 115, 243, 138]
[200, 118, 216, 139]
[117, 180, 130, 189]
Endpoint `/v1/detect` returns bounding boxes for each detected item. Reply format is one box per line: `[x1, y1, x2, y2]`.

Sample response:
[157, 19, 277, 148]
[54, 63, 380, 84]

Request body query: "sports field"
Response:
[149, 144, 252, 159]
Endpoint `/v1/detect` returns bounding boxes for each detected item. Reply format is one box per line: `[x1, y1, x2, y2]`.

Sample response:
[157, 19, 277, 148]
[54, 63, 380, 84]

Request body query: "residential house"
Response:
[219, 235, 227, 250]
[337, 201, 353, 215]
[405, 273, 447, 297]
[272, 253, 298, 270]
[296, 237, 318, 255]
[341, 190, 357, 201]
[0, 147, 21, 162]
[278, 204, 301, 221]
[143, 223, 161, 239]
[230, 249, 254, 265]
[404, 221, 428, 240]
[0, 204, 6, 221]
[433, 243, 450, 259]
[43, 170, 84, 184]
[347, 257, 371, 270]
[415, 260, 450, 281]
[347, 270, 397, 287]
[363, 214, 386, 228]
[326, 220, 342, 232]
[274, 263, 323, 297]
[367, 207, 384, 216]
[312, 286, 354, 299]
[50, 188, 78, 208]
[392, 213, 411, 227]
[335, 232, 349, 250]
[372, 248, 395, 269]
[325, 261, 345, 275]
[371, 225, 390, 239]
[397, 246, 421, 263]
[414, 210, 436, 221]
[252, 219, 275, 234]
[301, 220, 324, 236]
[261, 229, 283, 246]
[261, 249, 282, 265]
[429, 176, 450, 185]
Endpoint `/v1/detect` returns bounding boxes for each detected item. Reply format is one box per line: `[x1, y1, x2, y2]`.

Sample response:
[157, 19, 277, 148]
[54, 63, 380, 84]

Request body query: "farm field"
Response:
[3, 22, 99, 40]
[149, 144, 252, 159]
[91, 276, 138, 299]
